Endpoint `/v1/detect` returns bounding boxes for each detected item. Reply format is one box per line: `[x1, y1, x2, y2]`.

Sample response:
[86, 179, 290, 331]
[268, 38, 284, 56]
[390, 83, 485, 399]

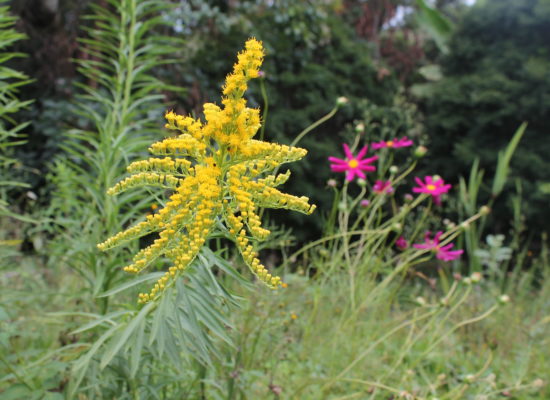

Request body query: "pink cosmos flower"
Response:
[373, 180, 394, 194]
[329, 144, 378, 181]
[413, 231, 463, 261]
[412, 176, 452, 205]
[371, 137, 414, 150]
[396, 236, 409, 250]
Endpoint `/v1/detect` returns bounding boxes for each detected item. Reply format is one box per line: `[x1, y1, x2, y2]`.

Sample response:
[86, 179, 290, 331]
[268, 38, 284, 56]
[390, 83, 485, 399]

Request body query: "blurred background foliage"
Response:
[421, 0, 550, 238]
[3, 0, 549, 245]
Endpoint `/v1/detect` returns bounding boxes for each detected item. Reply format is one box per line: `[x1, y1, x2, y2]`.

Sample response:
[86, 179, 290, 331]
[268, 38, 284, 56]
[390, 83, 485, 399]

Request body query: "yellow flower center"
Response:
[386, 140, 394, 147]
[348, 159, 359, 168]
[426, 184, 436, 191]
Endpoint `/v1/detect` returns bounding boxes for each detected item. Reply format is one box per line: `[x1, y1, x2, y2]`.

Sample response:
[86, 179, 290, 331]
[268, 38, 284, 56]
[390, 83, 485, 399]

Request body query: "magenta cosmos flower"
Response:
[329, 144, 378, 181]
[413, 231, 463, 261]
[412, 176, 451, 205]
[371, 137, 413, 150]
[373, 180, 393, 194]
[396, 236, 409, 250]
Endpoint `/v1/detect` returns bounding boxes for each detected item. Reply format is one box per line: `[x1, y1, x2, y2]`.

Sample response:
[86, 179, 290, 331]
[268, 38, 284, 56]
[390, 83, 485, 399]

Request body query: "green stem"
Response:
[290, 105, 339, 148]
[259, 78, 269, 142]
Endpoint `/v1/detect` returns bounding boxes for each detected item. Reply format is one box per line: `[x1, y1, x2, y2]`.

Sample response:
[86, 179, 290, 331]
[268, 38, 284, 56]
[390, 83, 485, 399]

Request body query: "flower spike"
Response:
[98, 38, 315, 303]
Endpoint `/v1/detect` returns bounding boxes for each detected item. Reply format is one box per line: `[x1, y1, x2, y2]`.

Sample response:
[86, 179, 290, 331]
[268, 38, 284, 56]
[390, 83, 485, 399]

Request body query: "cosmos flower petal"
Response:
[436, 249, 463, 261]
[328, 156, 348, 164]
[358, 155, 379, 164]
[356, 145, 369, 160]
[371, 142, 384, 150]
[343, 143, 354, 160]
[331, 165, 351, 172]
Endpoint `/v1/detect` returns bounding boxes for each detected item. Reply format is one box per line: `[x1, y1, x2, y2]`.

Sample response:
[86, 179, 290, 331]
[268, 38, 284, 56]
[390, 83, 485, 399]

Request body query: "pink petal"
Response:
[355, 169, 366, 180]
[328, 156, 347, 164]
[439, 244, 454, 252]
[343, 143, 353, 160]
[359, 156, 375, 164]
[436, 249, 463, 261]
[356, 145, 369, 160]
[346, 169, 356, 181]
[331, 165, 350, 172]
[371, 142, 385, 150]
[414, 177, 424, 187]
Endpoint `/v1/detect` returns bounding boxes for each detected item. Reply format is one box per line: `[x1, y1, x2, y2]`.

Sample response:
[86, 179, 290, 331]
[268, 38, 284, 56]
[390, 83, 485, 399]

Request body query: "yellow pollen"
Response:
[386, 140, 394, 147]
[348, 159, 359, 168]
[426, 184, 436, 191]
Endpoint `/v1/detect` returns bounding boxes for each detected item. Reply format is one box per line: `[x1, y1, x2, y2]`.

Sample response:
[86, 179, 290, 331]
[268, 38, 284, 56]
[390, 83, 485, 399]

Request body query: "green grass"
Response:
[1, 239, 548, 399]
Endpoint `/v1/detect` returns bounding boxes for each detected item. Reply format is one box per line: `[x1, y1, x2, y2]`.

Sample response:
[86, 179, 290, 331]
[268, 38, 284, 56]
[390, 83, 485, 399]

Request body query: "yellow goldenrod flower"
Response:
[98, 38, 315, 303]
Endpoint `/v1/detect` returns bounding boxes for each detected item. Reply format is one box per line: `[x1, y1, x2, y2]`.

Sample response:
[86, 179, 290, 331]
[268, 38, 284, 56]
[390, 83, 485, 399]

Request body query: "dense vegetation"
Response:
[424, 0, 550, 235]
[1, 0, 548, 399]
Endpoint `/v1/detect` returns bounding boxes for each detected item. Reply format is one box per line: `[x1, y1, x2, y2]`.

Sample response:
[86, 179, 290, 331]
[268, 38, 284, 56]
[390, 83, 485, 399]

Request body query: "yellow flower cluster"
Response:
[98, 38, 315, 303]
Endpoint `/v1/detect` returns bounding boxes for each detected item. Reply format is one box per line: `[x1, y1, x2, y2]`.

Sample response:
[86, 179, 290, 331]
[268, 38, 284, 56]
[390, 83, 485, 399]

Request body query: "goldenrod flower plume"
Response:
[98, 38, 315, 303]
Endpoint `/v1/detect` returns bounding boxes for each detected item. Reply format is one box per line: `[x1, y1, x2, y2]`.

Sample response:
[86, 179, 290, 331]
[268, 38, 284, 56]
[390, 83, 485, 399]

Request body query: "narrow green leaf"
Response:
[99, 301, 155, 369]
[492, 122, 527, 196]
[97, 272, 164, 297]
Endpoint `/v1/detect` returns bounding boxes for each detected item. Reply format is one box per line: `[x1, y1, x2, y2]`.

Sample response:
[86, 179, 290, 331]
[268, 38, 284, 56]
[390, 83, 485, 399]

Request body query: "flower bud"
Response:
[404, 193, 414, 203]
[465, 374, 476, 383]
[327, 179, 338, 188]
[414, 145, 428, 158]
[532, 378, 545, 388]
[360, 199, 370, 208]
[415, 296, 427, 306]
[355, 122, 365, 133]
[389, 165, 399, 174]
[498, 294, 510, 304]
[26, 191, 38, 201]
[392, 222, 402, 232]
[471, 272, 483, 283]
[357, 178, 367, 187]
[338, 202, 347, 211]
[480, 205, 491, 215]
[336, 96, 349, 106]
